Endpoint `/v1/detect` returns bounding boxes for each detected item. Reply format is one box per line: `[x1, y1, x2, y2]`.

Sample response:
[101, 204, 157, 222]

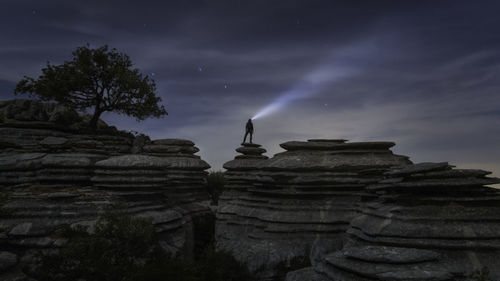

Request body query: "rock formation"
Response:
[217, 139, 411, 280]
[0, 99, 212, 280]
[92, 139, 210, 203]
[288, 162, 500, 281]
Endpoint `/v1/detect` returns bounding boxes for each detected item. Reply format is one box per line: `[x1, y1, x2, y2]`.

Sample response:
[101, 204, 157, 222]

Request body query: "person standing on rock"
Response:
[242, 119, 254, 144]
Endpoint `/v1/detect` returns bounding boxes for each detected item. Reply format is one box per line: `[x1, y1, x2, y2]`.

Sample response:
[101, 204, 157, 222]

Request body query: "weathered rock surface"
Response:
[297, 162, 500, 281]
[217, 139, 411, 280]
[0, 100, 212, 280]
[93, 140, 210, 203]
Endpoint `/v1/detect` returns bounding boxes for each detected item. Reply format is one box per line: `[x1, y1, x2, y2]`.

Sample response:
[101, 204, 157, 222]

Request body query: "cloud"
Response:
[1, 0, 500, 180]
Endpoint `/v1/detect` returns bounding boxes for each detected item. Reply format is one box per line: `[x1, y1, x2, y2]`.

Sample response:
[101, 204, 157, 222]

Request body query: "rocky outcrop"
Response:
[293, 162, 500, 281]
[0, 99, 134, 155]
[93, 145, 210, 202]
[217, 139, 411, 280]
[0, 99, 212, 280]
[219, 142, 268, 202]
[91, 147, 212, 254]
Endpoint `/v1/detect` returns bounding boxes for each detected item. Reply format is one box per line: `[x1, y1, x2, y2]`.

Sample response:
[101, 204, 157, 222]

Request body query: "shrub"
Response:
[35, 213, 160, 281]
[206, 171, 225, 204]
[34, 212, 254, 281]
[469, 267, 492, 281]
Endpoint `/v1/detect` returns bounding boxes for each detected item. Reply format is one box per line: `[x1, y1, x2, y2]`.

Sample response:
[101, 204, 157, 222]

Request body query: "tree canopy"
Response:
[15, 44, 167, 129]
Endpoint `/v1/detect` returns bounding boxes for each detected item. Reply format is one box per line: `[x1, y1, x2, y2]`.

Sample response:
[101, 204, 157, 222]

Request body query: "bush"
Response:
[468, 267, 492, 281]
[35, 213, 160, 281]
[34, 212, 254, 281]
[206, 171, 225, 205]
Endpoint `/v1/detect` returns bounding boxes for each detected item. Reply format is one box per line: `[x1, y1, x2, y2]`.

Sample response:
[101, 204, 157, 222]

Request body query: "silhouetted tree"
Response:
[15, 45, 167, 130]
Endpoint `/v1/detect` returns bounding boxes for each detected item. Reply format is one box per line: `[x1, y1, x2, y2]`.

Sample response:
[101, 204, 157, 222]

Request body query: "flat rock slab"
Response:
[95, 154, 210, 170]
[39, 136, 68, 146]
[41, 153, 106, 167]
[370, 177, 500, 190]
[0, 153, 46, 169]
[95, 154, 172, 168]
[236, 146, 267, 155]
[386, 162, 451, 176]
[152, 139, 194, 146]
[409, 169, 491, 179]
[325, 252, 452, 281]
[342, 245, 440, 263]
[241, 142, 261, 147]
[308, 139, 347, 143]
[285, 267, 330, 281]
[223, 158, 268, 170]
[142, 145, 199, 154]
[280, 141, 395, 151]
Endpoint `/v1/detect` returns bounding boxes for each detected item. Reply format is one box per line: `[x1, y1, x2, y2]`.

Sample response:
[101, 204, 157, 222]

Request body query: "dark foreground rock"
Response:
[0, 99, 212, 280]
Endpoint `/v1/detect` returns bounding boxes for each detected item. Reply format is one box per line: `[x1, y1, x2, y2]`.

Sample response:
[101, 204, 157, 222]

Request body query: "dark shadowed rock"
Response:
[285, 267, 330, 281]
[0, 99, 213, 280]
[0, 252, 17, 272]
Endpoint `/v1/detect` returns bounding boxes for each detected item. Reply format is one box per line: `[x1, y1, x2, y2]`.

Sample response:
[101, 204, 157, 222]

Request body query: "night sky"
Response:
[1, 0, 500, 176]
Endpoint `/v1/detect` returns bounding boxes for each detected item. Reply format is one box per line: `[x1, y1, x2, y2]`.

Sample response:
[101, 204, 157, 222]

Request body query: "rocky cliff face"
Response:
[286, 162, 500, 281]
[0, 100, 211, 280]
[217, 139, 411, 280]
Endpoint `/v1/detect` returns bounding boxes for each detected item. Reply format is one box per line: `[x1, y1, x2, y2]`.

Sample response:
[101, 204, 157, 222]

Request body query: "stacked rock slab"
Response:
[296, 162, 500, 281]
[0, 100, 213, 280]
[91, 139, 211, 255]
[140, 139, 211, 203]
[217, 139, 411, 280]
[92, 138, 210, 204]
[216, 142, 270, 276]
[0, 101, 134, 280]
[219, 142, 268, 202]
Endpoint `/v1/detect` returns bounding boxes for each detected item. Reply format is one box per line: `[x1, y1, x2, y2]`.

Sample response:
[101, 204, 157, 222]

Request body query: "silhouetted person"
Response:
[242, 119, 254, 144]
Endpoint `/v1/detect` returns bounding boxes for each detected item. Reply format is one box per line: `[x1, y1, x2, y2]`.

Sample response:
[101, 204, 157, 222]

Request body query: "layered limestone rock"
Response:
[0, 185, 115, 280]
[295, 162, 500, 281]
[141, 139, 210, 202]
[0, 100, 212, 280]
[0, 153, 107, 188]
[0, 100, 134, 156]
[0, 100, 132, 188]
[219, 142, 268, 202]
[92, 139, 210, 203]
[217, 139, 411, 280]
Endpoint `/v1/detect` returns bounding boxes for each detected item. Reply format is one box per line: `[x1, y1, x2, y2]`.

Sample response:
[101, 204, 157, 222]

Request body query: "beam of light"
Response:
[251, 44, 367, 120]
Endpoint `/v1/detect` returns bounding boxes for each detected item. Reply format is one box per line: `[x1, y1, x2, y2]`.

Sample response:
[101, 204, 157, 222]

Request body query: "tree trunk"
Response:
[89, 103, 102, 131]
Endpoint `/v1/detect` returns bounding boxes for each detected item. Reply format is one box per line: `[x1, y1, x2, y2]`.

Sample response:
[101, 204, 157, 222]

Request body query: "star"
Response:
[198, 66, 203, 72]
[32, 9, 36, 15]
[151, 72, 156, 76]
[224, 84, 228, 89]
